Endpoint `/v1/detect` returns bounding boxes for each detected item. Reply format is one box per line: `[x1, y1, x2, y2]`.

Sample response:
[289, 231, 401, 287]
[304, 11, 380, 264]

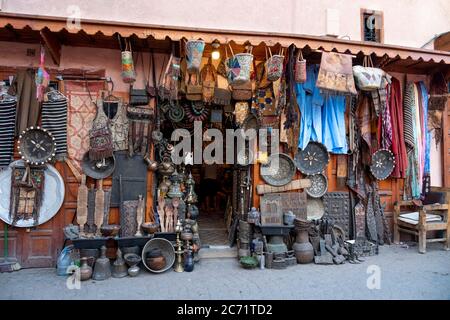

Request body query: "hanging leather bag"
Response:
[186, 71, 203, 101]
[201, 60, 216, 104]
[294, 48, 307, 83]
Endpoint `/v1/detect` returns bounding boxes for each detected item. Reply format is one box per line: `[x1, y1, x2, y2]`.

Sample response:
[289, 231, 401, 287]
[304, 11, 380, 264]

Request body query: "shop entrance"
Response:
[192, 164, 233, 246]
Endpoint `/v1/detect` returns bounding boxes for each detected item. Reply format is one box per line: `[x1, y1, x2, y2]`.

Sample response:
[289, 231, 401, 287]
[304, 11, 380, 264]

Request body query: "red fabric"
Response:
[389, 78, 407, 178]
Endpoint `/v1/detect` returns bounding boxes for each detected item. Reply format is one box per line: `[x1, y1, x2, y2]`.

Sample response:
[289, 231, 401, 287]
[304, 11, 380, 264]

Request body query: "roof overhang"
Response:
[1, 12, 449, 73]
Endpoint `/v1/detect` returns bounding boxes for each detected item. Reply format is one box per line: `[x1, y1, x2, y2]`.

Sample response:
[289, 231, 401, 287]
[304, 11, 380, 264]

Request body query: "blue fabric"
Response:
[295, 64, 347, 154]
[295, 64, 322, 150]
[322, 95, 348, 154]
[418, 81, 430, 175]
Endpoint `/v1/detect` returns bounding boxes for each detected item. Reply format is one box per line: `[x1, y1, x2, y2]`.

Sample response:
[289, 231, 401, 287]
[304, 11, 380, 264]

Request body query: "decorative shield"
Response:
[305, 173, 328, 198]
[81, 152, 116, 179]
[294, 141, 329, 175]
[370, 149, 395, 180]
[18, 126, 56, 165]
[260, 153, 296, 187]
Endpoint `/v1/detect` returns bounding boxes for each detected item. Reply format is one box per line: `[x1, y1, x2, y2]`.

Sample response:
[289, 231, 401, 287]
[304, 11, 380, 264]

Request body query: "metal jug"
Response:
[111, 248, 128, 278]
[92, 246, 111, 281]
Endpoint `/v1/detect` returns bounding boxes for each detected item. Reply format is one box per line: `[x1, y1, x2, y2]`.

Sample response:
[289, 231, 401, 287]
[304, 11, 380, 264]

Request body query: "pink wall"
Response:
[2, 0, 450, 48]
[0, 41, 166, 92]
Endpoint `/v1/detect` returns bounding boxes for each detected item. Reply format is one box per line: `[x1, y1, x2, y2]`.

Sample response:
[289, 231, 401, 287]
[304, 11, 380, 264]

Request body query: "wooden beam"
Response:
[40, 28, 61, 66]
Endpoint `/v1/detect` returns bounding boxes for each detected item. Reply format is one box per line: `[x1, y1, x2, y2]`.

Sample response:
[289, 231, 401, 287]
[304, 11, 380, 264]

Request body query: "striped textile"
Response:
[0, 100, 17, 168]
[403, 83, 415, 152]
[41, 98, 68, 160]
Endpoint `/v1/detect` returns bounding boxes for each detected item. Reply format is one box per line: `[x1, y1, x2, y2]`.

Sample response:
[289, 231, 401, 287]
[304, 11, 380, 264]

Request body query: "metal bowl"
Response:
[141, 222, 160, 235]
[100, 224, 121, 237]
[124, 253, 142, 267]
[141, 238, 175, 273]
[180, 231, 193, 241]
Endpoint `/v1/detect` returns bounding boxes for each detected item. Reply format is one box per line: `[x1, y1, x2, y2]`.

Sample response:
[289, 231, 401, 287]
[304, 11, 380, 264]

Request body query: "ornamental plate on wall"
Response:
[18, 127, 56, 165]
[294, 141, 329, 175]
[260, 153, 296, 187]
[370, 149, 395, 180]
[305, 173, 328, 198]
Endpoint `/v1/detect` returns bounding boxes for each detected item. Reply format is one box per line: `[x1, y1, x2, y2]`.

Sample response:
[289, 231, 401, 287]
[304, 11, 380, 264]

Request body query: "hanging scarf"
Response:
[388, 77, 407, 178]
[404, 82, 422, 199]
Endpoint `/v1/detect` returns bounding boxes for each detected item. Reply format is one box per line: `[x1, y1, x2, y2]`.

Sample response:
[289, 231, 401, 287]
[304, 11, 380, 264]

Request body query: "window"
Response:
[361, 9, 384, 43]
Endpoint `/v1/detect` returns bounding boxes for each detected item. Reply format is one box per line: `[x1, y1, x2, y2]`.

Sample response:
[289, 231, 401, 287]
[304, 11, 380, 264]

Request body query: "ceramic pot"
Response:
[184, 250, 194, 272]
[146, 256, 166, 271]
[293, 228, 314, 264]
[80, 257, 93, 281]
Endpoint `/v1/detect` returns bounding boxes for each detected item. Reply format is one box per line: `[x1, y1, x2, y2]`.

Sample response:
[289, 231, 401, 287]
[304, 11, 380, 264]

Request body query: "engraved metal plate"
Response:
[260, 153, 296, 187]
[305, 173, 328, 198]
[294, 141, 329, 175]
[370, 149, 395, 180]
[322, 192, 350, 238]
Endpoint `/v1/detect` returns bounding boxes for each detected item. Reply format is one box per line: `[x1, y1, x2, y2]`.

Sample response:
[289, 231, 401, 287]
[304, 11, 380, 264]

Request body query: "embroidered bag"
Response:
[227, 44, 253, 85]
[352, 55, 384, 91]
[266, 46, 284, 82]
[317, 51, 357, 95]
[121, 38, 136, 84]
[89, 103, 114, 161]
[185, 39, 205, 73]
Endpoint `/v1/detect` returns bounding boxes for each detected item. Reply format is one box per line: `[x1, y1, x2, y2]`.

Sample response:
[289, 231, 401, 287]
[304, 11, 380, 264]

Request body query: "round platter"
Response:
[370, 149, 395, 180]
[260, 153, 296, 187]
[305, 173, 328, 198]
[294, 141, 329, 175]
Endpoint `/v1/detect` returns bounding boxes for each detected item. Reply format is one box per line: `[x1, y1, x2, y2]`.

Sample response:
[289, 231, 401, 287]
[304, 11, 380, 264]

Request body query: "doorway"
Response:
[192, 164, 233, 246]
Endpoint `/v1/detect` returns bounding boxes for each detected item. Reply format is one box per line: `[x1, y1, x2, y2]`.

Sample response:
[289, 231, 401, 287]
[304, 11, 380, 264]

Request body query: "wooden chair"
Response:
[393, 188, 450, 253]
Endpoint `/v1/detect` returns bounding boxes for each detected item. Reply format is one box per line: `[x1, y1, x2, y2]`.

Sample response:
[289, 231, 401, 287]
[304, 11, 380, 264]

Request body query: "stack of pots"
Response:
[238, 220, 251, 257]
[293, 218, 314, 264]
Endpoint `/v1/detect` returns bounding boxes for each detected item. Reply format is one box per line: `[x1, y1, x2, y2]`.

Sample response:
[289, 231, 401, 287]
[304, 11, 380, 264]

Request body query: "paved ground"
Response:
[0, 243, 449, 300]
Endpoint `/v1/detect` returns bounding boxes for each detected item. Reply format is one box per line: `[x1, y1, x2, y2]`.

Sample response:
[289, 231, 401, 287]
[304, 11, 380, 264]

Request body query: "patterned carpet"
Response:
[197, 210, 229, 246]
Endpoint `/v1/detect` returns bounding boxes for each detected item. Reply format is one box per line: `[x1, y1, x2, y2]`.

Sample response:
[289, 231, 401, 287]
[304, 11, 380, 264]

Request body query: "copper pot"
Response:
[146, 256, 166, 271]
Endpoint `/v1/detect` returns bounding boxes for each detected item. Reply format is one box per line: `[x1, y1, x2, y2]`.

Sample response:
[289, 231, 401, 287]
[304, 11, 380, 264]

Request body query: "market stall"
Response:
[0, 13, 449, 276]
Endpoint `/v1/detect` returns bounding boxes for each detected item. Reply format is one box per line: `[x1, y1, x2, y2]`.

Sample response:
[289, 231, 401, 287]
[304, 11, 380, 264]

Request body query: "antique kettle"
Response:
[112, 248, 128, 278]
[144, 156, 159, 172]
[92, 246, 111, 281]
